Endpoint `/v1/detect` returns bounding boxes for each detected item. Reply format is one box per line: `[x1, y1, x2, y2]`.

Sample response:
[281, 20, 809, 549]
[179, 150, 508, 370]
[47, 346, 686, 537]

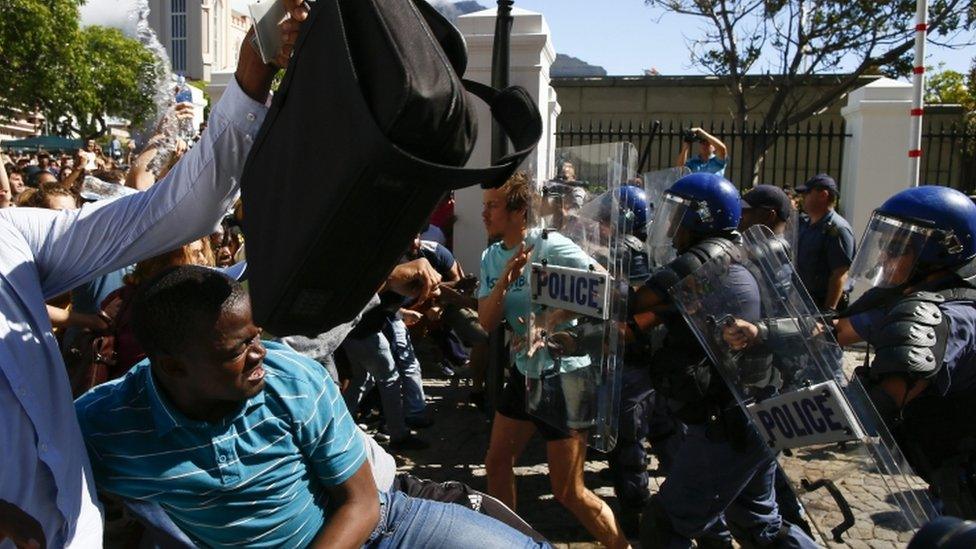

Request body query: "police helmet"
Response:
[848, 185, 976, 295]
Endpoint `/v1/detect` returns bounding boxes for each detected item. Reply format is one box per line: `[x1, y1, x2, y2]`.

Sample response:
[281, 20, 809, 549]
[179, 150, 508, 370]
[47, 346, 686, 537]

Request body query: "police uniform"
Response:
[607, 235, 674, 525]
[840, 185, 976, 520]
[850, 285, 976, 518]
[639, 173, 818, 548]
[645, 245, 814, 548]
[796, 209, 854, 309]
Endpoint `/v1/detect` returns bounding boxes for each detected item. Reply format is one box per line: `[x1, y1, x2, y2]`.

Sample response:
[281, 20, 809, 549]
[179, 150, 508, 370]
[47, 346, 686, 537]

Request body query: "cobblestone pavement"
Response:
[381, 348, 927, 548]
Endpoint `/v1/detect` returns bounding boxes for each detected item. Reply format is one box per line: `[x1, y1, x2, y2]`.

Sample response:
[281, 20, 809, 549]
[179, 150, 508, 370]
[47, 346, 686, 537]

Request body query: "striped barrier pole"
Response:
[909, 0, 928, 187]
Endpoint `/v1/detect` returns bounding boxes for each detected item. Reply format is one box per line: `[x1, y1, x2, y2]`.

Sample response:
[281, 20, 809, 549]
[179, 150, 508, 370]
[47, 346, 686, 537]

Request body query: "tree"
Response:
[926, 64, 972, 104]
[51, 26, 157, 139]
[644, 0, 976, 183]
[0, 0, 83, 120]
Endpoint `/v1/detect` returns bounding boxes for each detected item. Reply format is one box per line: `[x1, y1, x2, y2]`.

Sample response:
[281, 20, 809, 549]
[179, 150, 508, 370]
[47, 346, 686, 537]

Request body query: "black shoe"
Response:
[405, 415, 434, 429]
[390, 433, 430, 451]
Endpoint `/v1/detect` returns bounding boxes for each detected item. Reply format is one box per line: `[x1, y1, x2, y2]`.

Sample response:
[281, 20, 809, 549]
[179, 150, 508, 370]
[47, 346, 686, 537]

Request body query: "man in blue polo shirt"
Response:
[676, 127, 728, 177]
[75, 266, 547, 548]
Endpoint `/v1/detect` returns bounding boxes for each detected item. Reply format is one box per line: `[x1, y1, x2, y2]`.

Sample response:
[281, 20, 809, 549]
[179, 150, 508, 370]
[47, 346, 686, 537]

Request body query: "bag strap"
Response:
[379, 79, 542, 191]
[271, 0, 543, 191]
[399, 0, 544, 189]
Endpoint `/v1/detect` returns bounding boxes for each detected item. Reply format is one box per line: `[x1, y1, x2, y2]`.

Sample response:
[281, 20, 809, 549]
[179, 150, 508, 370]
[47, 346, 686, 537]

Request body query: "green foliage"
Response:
[926, 67, 970, 105]
[0, 0, 157, 139]
[0, 0, 83, 118]
[53, 26, 158, 138]
[643, 0, 974, 126]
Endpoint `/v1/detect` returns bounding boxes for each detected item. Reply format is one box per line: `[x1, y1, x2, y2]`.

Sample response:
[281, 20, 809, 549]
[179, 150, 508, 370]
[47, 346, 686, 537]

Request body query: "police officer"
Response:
[829, 185, 976, 519]
[795, 174, 855, 312]
[588, 185, 676, 535]
[632, 173, 817, 548]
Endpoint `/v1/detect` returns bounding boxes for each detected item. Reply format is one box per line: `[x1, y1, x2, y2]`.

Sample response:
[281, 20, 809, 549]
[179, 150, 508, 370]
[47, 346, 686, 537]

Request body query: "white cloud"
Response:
[79, 0, 140, 35]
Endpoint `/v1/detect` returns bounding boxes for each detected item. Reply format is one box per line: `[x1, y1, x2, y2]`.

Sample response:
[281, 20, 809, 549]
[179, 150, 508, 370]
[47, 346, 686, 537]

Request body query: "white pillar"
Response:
[206, 70, 235, 105]
[452, 7, 558, 273]
[840, 77, 913, 238]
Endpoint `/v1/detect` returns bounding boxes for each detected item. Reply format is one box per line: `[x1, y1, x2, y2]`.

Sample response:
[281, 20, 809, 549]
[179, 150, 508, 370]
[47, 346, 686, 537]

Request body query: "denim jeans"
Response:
[383, 317, 426, 418]
[367, 490, 550, 549]
[342, 332, 409, 439]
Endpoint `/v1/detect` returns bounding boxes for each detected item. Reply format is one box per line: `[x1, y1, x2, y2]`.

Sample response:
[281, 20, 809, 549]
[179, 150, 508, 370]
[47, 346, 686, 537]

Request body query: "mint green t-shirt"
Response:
[478, 228, 596, 377]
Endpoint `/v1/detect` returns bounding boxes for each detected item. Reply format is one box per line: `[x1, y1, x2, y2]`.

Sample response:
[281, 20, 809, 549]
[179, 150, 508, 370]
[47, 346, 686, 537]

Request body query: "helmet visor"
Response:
[646, 192, 692, 265]
[847, 212, 932, 299]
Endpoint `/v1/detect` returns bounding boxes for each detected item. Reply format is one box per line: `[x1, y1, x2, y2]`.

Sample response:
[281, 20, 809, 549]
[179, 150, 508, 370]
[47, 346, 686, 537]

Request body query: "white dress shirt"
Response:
[0, 77, 267, 548]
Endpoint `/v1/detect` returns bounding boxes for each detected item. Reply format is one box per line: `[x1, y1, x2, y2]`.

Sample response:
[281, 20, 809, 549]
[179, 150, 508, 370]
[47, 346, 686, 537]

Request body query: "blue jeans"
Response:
[343, 332, 409, 439]
[367, 490, 550, 548]
[657, 421, 818, 548]
[383, 317, 426, 418]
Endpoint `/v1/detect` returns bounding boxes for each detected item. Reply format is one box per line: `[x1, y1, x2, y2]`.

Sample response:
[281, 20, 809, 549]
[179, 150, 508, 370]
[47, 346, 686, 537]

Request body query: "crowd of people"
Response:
[2, 2, 975, 548]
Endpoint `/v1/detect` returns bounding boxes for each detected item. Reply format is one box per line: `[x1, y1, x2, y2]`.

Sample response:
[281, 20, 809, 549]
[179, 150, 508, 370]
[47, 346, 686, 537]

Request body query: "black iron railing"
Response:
[556, 119, 851, 190]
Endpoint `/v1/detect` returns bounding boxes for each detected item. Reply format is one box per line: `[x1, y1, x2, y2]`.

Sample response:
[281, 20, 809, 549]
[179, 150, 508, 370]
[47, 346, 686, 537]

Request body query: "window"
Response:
[171, 0, 187, 73]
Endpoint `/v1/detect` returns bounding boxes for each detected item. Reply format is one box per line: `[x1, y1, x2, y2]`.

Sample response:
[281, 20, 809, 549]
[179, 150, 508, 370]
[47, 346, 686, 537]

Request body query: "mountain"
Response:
[433, 2, 609, 77]
[551, 54, 607, 78]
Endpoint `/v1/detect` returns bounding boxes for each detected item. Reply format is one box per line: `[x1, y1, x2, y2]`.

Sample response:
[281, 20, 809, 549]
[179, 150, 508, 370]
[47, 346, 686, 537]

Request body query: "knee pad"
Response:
[638, 496, 676, 549]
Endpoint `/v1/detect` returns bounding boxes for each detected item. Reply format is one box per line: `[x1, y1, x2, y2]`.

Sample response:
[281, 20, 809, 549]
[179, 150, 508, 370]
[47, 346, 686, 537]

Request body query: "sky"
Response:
[80, 0, 976, 79]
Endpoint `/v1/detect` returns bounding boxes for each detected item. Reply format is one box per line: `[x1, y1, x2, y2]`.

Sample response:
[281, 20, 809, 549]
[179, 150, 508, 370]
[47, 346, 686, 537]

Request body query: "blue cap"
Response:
[796, 173, 838, 196]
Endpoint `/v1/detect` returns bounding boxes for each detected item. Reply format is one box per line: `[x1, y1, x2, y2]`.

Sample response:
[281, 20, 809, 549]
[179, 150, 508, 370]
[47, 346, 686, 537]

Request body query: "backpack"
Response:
[241, 0, 543, 336]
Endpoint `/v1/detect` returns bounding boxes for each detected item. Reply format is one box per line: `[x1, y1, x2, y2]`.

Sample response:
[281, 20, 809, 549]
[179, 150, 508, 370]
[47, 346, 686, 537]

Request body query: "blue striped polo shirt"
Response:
[75, 341, 367, 548]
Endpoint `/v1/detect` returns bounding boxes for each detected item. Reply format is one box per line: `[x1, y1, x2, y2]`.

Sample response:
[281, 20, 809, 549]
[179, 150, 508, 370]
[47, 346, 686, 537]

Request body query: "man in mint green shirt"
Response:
[478, 173, 630, 549]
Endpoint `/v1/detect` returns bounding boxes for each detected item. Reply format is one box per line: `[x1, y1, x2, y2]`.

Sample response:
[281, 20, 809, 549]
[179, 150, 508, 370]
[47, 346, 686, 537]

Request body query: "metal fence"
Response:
[555, 119, 851, 190]
[922, 122, 976, 192]
[555, 118, 976, 193]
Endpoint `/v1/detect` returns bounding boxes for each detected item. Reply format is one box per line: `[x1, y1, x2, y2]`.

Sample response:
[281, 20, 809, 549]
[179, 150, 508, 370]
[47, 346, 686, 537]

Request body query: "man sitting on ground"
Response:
[75, 266, 547, 548]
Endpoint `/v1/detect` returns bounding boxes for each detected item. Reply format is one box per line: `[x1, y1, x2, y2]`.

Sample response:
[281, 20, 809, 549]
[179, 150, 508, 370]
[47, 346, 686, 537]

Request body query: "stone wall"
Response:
[552, 74, 964, 129]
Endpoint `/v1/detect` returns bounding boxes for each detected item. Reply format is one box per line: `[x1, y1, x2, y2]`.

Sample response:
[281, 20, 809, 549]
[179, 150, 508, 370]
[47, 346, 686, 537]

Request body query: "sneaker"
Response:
[405, 415, 434, 429]
[390, 433, 430, 451]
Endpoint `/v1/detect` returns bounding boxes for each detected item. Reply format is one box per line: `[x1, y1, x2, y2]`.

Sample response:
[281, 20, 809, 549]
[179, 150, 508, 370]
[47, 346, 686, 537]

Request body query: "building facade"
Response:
[147, 0, 249, 82]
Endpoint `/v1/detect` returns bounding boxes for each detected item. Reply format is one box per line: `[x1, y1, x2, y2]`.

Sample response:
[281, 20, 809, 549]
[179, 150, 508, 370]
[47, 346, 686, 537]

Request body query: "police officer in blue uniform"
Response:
[631, 173, 817, 548]
[795, 174, 855, 312]
[831, 185, 976, 519]
[588, 186, 680, 536]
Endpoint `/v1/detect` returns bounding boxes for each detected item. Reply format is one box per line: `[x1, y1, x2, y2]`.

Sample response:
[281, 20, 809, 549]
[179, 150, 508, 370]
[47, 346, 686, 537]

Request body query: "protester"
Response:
[342, 241, 438, 449]
[8, 170, 26, 200]
[675, 127, 727, 176]
[478, 173, 630, 549]
[0, 7, 306, 545]
[795, 173, 855, 312]
[75, 265, 549, 548]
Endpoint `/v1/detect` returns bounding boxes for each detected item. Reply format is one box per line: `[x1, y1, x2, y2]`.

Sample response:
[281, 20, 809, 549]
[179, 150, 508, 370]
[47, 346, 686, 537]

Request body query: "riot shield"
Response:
[522, 142, 637, 451]
[642, 167, 690, 267]
[667, 225, 937, 545]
